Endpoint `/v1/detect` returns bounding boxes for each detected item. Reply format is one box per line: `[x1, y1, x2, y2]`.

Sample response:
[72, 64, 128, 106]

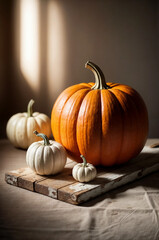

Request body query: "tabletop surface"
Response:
[0, 139, 159, 240]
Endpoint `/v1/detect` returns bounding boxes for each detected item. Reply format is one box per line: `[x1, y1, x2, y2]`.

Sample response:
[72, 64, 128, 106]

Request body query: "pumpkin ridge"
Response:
[35, 114, 47, 121]
[43, 146, 51, 175]
[100, 89, 123, 165]
[30, 117, 40, 145]
[87, 82, 94, 87]
[110, 88, 148, 164]
[51, 143, 63, 173]
[107, 82, 121, 88]
[34, 144, 42, 174]
[116, 88, 148, 155]
[99, 90, 103, 165]
[76, 91, 93, 160]
[32, 112, 39, 117]
[33, 144, 41, 172]
[92, 90, 102, 165]
[27, 142, 39, 172]
[41, 145, 45, 175]
[110, 88, 132, 164]
[59, 88, 91, 160]
[66, 89, 91, 156]
[15, 116, 27, 148]
[23, 117, 28, 148]
[74, 89, 93, 161]
[64, 91, 81, 150]
[11, 115, 22, 147]
[34, 114, 51, 137]
[112, 84, 134, 92]
[79, 83, 93, 88]
[124, 93, 145, 156]
[8, 116, 17, 147]
[50, 145, 55, 174]
[53, 86, 90, 144]
[76, 90, 102, 165]
[59, 87, 90, 148]
[107, 89, 125, 164]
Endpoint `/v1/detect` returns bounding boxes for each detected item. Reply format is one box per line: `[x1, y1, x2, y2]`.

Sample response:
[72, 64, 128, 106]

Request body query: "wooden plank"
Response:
[34, 161, 76, 197]
[35, 175, 75, 199]
[58, 146, 159, 204]
[18, 173, 46, 191]
[5, 160, 76, 190]
[5, 168, 33, 186]
[5, 146, 159, 205]
[17, 161, 76, 191]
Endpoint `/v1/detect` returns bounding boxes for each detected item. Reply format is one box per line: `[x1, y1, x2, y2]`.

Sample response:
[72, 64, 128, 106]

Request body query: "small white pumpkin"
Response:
[26, 131, 67, 175]
[6, 99, 51, 149]
[72, 155, 97, 183]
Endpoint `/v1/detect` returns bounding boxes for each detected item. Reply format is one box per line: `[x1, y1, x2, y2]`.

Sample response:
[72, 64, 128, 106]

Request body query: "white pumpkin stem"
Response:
[27, 99, 35, 117]
[80, 155, 87, 167]
[85, 61, 110, 90]
[34, 130, 50, 146]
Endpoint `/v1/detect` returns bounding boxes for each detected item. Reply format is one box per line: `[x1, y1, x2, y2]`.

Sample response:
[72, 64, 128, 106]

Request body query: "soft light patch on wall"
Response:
[47, 1, 66, 99]
[20, 0, 40, 92]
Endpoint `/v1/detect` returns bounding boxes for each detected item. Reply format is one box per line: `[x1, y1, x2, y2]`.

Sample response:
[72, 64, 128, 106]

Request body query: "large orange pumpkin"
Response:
[51, 61, 148, 166]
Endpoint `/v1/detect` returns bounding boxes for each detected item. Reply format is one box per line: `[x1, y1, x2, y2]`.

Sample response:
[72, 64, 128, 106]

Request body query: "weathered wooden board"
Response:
[5, 146, 159, 205]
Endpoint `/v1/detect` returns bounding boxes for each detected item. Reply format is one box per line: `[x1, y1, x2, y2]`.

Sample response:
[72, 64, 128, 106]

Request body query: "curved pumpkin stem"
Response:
[27, 99, 35, 117]
[85, 61, 110, 90]
[80, 155, 87, 167]
[34, 130, 50, 146]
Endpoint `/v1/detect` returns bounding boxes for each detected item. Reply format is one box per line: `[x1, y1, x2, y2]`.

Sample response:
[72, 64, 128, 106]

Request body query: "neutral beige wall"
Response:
[0, 0, 159, 138]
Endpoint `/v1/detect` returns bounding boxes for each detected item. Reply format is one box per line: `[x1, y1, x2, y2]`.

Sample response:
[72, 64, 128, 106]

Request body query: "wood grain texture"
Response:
[5, 146, 159, 205]
[18, 173, 46, 191]
[5, 168, 33, 186]
[35, 175, 75, 199]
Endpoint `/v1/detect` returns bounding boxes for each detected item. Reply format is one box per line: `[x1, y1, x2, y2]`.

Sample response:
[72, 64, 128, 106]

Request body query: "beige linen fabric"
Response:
[0, 139, 159, 240]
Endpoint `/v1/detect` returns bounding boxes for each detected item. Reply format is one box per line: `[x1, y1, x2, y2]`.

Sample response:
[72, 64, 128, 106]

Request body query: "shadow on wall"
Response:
[0, 0, 159, 138]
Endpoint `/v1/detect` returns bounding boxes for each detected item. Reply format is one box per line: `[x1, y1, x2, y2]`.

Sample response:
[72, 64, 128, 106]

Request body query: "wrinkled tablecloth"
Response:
[0, 139, 159, 240]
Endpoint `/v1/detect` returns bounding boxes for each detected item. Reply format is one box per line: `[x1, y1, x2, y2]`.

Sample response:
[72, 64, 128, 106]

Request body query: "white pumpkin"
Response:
[6, 99, 51, 149]
[72, 155, 97, 183]
[26, 131, 67, 175]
